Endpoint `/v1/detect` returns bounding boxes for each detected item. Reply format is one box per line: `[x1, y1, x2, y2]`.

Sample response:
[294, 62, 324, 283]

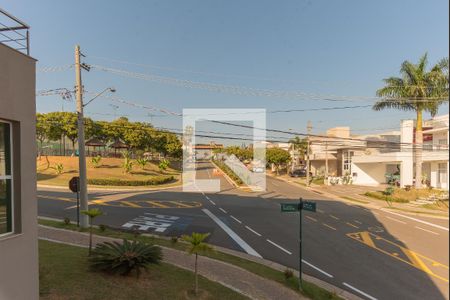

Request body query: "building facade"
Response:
[0, 11, 38, 299]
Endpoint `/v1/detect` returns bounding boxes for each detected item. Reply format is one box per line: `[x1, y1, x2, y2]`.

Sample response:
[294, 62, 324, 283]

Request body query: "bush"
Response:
[51, 163, 64, 175]
[99, 224, 106, 232]
[284, 268, 294, 280]
[87, 176, 174, 186]
[91, 156, 102, 168]
[63, 217, 71, 225]
[383, 186, 395, 196]
[89, 239, 163, 277]
[213, 159, 243, 185]
[171, 236, 179, 244]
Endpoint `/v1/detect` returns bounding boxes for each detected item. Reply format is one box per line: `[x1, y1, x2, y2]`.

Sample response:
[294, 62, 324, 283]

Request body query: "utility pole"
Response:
[75, 45, 89, 228]
[325, 140, 328, 183]
[306, 121, 312, 187]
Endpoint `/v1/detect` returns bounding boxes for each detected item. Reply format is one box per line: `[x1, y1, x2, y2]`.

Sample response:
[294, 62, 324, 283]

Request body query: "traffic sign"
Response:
[302, 201, 316, 212]
[281, 203, 299, 212]
[69, 177, 80, 193]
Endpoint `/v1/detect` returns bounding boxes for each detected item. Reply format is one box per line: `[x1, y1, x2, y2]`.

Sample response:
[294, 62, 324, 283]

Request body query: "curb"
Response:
[37, 182, 183, 192]
[38, 217, 361, 300]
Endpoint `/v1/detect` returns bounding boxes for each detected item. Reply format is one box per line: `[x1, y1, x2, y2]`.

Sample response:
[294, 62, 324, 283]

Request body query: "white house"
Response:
[352, 115, 449, 190]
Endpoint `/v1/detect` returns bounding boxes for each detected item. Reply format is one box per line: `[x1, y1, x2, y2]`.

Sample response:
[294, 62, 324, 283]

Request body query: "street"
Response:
[38, 162, 449, 300]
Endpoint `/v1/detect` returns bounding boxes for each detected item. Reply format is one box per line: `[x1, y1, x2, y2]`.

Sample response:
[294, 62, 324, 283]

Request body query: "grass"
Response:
[365, 187, 448, 204]
[39, 218, 342, 300]
[36, 156, 181, 187]
[340, 196, 370, 204]
[39, 239, 247, 300]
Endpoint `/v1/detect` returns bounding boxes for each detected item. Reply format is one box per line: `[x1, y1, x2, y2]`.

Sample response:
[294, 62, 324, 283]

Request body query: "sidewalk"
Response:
[273, 174, 449, 219]
[38, 225, 305, 300]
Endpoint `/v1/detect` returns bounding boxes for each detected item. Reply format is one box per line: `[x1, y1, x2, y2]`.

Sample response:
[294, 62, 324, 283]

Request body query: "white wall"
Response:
[352, 163, 386, 186]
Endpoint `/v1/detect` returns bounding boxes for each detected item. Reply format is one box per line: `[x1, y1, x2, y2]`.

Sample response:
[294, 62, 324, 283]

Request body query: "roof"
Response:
[85, 138, 106, 147]
[108, 139, 128, 149]
[193, 144, 223, 149]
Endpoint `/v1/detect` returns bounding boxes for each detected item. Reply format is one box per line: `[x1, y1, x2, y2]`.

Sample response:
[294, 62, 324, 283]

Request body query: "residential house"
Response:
[0, 10, 38, 299]
[193, 141, 224, 160]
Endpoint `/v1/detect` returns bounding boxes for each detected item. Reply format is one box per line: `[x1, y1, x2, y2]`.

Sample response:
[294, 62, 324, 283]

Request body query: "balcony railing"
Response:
[0, 8, 30, 55]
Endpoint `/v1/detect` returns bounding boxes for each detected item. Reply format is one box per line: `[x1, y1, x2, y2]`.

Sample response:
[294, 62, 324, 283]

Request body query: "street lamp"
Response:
[76, 85, 115, 228]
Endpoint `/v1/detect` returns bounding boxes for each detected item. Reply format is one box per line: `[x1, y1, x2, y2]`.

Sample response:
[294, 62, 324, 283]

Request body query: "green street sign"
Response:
[281, 203, 300, 212]
[302, 201, 316, 212]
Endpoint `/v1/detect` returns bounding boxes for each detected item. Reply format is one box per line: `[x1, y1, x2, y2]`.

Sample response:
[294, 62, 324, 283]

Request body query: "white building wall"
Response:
[352, 163, 387, 186]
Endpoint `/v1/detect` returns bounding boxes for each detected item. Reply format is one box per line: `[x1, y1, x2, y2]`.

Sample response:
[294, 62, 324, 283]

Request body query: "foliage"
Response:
[383, 186, 395, 196]
[122, 151, 133, 173]
[63, 217, 71, 225]
[213, 159, 243, 185]
[136, 157, 148, 169]
[87, 176, 174, 186]
[99, 224, 107, 232]
[90, 156, 102, 168]
[81, 208, 103, 255]
[182, 232, 214, 295]
[158, 159, 170, 172]
[171, 236, 179, 244]
[51, 163, 64, 175]
[284, 268, 294, 280]
[289, 136, 308, 160]
[266, 148, 291, 174]
[89, 239, 163, 277]
[373, 53, 449, 187]
[223, 146, 253, 161]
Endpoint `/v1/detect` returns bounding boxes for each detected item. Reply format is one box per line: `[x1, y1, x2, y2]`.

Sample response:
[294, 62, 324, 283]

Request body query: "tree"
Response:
[36, 113, 49, 159]
[289, 136, 308, 169]
[266, 148, 291, 175]
[181, 233, 213, 295]
[374, 53, 449, 188]
[81, 208, 103, 255]
[60, 112, 78, 155]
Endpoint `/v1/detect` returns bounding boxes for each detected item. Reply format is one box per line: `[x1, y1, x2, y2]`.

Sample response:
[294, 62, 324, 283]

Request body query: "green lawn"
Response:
[39, 219, 342, 300]
[39, 239, 249, 300]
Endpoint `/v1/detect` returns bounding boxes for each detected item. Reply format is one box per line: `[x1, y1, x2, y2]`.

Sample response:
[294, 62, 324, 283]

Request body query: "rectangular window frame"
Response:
[0, 120, 14, 237]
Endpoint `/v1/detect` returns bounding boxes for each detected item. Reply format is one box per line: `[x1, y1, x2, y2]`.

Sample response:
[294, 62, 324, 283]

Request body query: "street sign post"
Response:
[69, 177, 80, 227]
[280, 197, 317, 291]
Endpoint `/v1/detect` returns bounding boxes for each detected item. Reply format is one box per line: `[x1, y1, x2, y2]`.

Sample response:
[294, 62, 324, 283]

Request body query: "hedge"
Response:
[87, 176, 174, 186]
[213, 160, 243, 185]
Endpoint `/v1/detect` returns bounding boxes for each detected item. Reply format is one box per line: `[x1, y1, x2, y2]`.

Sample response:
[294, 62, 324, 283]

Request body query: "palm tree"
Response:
[81, 208, 103, 255]
[289, 136, 308, 170]
[374, 53, 449, 188]
[182, 232, 213, 295]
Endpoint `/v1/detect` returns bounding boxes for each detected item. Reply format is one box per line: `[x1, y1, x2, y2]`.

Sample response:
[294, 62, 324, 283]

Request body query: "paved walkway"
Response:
[38, 225, 305, 300]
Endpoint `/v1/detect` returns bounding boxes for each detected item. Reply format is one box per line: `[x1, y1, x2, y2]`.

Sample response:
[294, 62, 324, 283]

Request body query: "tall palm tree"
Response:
[182, 232, 213, 295]
[289, 136, 308, 169]
[374, 53, 449, 188]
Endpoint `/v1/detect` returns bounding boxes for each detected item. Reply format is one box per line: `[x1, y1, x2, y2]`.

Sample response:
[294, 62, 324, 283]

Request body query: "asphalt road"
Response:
[38, 162, 449, 300]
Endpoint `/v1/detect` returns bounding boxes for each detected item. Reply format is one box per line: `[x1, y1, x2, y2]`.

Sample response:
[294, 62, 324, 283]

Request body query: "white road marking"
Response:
[219, 208, 227, 214]
[415, 226, 439, 235]
[343, 282, 377, 300]
[329, 214, 340, 220]
[380, 209, 449, 231]
[302, 260, 334, 278]
[385, 216, 407, 224]
[205, 196, 210, 200]
[230, 215, 242, 224]
[306, 216, 317, 222]
[245, 225, 262, 236]
[317, 209, 324, 213]
[202, 209, 261, 258]
[266, 239, 292, 255]
[209, 200, 216, 206]
[354, 220, 362, 224]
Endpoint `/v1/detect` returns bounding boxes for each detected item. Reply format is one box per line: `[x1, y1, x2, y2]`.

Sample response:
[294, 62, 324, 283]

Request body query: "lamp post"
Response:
[75, 45, 116, 228]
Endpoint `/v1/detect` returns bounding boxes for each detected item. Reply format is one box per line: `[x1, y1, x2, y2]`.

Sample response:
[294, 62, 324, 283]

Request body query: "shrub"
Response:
[136, 157, 148, 170]
[99, 224, 106, 232]
[122, 152, 133, 173]
[89, 239, 163, 277]
[51, 163, 64, 175]
[63, 217, 71, 225]
[383, 186, 395, 196]
[158, 159, 170, 172]
[212, 159, 243, 185]
[91, 156, 102, 168]
[171, 236, 179, 244]
[284, 268, 294, 280]
[87, 176, 174, 186]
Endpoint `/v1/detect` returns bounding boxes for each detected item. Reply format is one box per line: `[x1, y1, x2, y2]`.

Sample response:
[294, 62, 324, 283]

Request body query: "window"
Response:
[0, 121, 12, 235]
[343, 150, 354, 175]
[438, 163, 448, 186]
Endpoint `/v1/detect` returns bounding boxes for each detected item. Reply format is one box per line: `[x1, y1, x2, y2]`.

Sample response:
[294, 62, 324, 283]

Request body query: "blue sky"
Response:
[4, 0, 449, 143]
